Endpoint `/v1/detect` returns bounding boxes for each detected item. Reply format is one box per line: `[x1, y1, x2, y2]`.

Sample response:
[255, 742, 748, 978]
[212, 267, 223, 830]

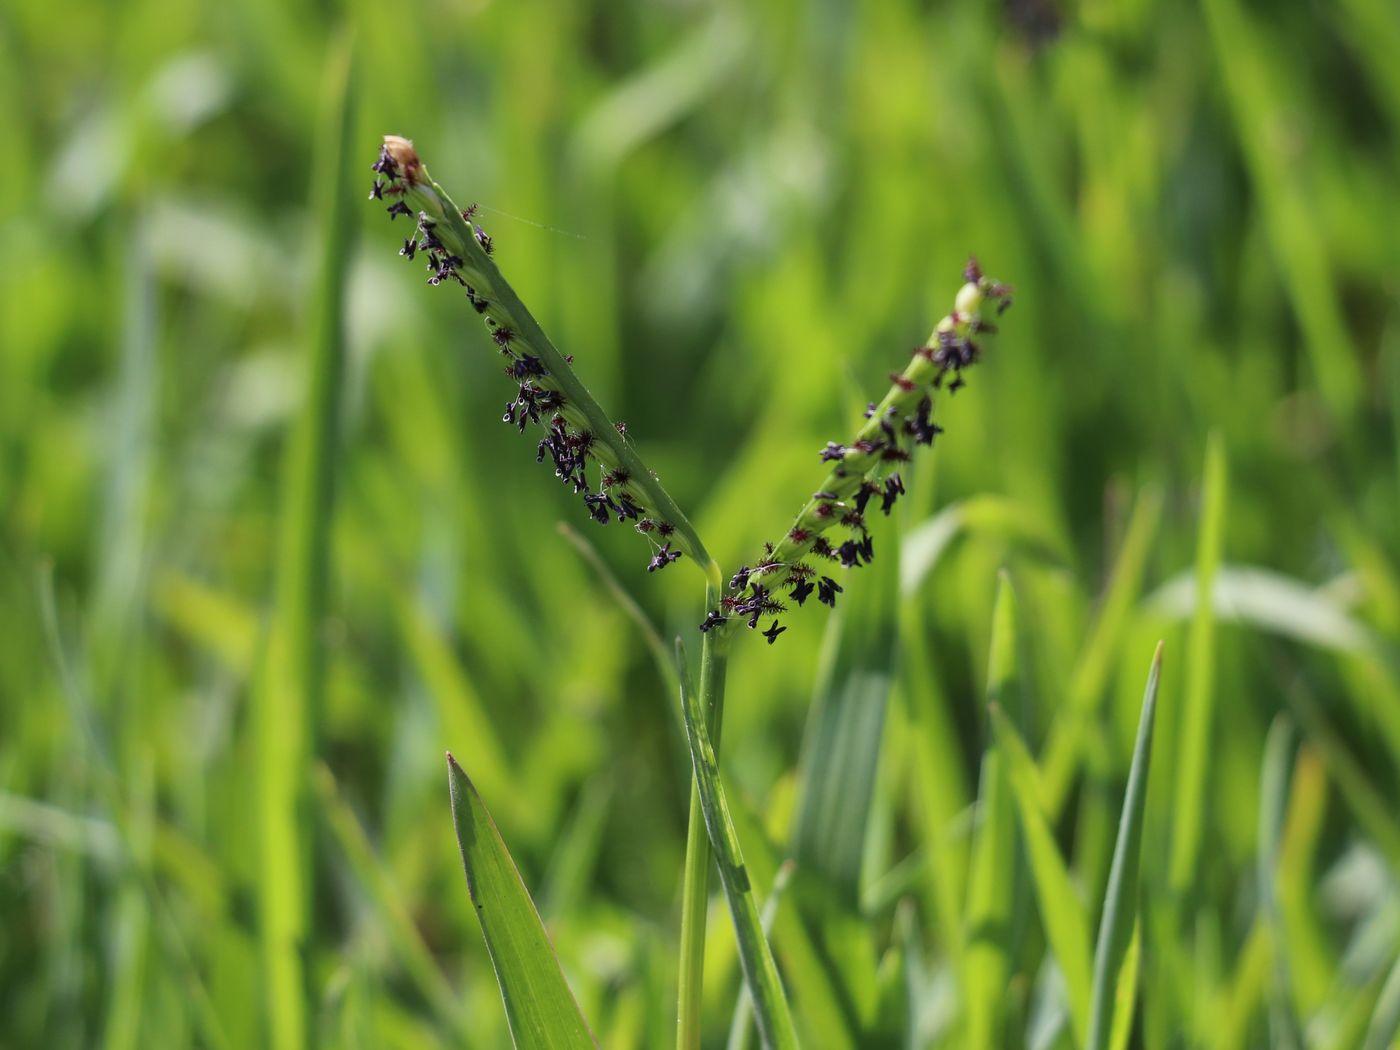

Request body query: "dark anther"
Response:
[817, 576, 843, 607]
[789, 577, 814, 606]
[837, 541, 862, 568]
[371, 145, 399, 179]
[729, 566, 752, 591]
[964, 256, 983, 284]
[906, 397, 940, 446]
[616, 493, 644, 520]
[474, 225, 493, 255]
[858, 535, 875, 563]
[647, 542, 682, 572]
[699, 610, 727, 633]
[399, 238, 417, 261]
[583, 492, 612, 524]
[813, 491, 838, 501]
[762, 621, 786, 645]
[386, 200, 413, 221]
[368, 179, 385, 200]
[466, 287, 489, 313]
[863, 402, 878, 419]
[819, 442, 848, 463]
[881, 474, 905, 515]
[853, 483, 879, 515]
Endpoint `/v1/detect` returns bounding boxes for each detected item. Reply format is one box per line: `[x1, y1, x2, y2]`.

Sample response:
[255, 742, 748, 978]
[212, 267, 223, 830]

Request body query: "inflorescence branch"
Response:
[369, 136, 719, 590]
[699, 262, 1012, 644]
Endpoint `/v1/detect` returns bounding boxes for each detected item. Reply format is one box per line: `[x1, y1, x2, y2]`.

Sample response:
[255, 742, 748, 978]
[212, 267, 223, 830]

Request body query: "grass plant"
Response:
[5, 3, 1400, 1047]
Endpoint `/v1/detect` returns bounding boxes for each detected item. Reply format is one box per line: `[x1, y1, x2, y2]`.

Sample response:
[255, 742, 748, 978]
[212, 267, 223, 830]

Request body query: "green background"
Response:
[3, 0, 1399, 1045]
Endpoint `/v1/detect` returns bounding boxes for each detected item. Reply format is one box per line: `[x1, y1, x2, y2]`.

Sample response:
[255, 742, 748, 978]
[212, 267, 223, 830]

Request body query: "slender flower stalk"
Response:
[701, 263, 1012, 644]
[370, 136, 721, 591]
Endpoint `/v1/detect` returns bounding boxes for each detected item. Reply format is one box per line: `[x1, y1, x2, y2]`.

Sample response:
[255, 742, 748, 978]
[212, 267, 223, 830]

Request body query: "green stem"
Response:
[676, 621, 799, 1050]
[677, 584, 729, 1050]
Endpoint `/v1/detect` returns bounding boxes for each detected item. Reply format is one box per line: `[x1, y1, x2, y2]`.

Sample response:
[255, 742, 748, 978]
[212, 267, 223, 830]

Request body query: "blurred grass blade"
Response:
[990, 707, 1092, 1044]
[313, 763, 463, 1039]
[675, 638, 799, 1050]
[729, 794, 858, 1050]
[1257, 718, 1307, 1050]
[446, 754, 598, 1049]
[1041, 485, 1163, 815]
[1364, 951, 1400, 1050]
[1169, 431, 1228, 893]
[1087, 642, 1164, 1050]
[255, 33, 354, 1050]
[899, 496, 1069, 598]
[1145, 565, 1375, 655]
[792, 524, 899, 902]
[965, 573, 1022, 1050]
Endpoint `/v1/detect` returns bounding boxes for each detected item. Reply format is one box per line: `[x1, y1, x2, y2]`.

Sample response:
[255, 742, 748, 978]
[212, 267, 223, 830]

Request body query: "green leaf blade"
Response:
[1087, 642, 1165, 1050]
[446, 754, 598, 1050]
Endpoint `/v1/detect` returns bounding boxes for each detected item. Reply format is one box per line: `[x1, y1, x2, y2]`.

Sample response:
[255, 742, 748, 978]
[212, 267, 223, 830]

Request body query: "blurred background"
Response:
[3, 0, 1400, 1046]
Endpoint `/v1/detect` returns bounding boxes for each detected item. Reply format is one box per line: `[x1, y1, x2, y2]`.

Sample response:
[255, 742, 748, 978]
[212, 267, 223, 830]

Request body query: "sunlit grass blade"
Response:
[990, 706, 1092, 1044]
[254, 34, 354, 1050]
[1169, 431, 1227, 893]
[792, 526, 899, 901]
[675, 638, 798, 1050]
[1086, 642, 1164, 1050]
[965, 572, 1021, 1050]
[446, 754, 598, 1049]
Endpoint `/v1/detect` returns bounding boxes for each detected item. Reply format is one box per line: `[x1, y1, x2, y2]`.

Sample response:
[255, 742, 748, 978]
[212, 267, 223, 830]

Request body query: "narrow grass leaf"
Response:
[1257, 717, 1305, 1050]
[726, 861, 795, 1050]
[254, 35, 354, 1050]
[991, 705, 1093, 1045]
[965, 573, 1021, 1050]
[1087, 642, 1164, 1050]
[446, 754, 597, 1049]
[1169, 431, 1227, 893]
